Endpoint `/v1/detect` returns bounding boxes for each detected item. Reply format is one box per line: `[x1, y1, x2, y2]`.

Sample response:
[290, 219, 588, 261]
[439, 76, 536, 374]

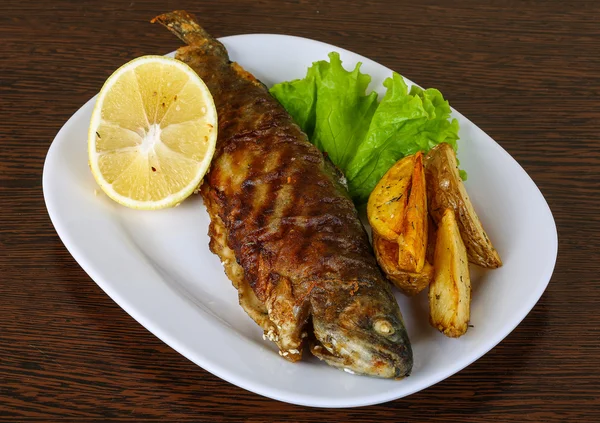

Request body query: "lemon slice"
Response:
[88, 55, 217, 209]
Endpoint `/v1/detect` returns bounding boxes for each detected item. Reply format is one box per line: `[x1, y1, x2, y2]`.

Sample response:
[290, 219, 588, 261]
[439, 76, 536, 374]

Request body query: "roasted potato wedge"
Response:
[429, 208, 471, 337]
[424, 143, 502, 268]
[373, 234, 433, 296]
[397, 152, 428, 273]
[367, 155, 415, 241]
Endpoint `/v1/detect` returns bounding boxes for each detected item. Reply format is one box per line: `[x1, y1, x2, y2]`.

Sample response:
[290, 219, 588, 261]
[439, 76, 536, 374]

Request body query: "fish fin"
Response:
[152, 10, 226, 55]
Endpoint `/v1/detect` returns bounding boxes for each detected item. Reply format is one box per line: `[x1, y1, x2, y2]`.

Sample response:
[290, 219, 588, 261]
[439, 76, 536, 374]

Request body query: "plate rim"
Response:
[42, 33, 558, 408]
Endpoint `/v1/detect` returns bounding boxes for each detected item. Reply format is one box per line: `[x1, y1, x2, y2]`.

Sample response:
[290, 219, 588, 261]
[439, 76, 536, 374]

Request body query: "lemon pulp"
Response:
[88, 55, 217, 209]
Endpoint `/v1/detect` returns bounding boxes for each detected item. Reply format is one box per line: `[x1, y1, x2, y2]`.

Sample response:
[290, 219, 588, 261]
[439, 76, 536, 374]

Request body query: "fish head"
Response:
[309, 281, 413, 378]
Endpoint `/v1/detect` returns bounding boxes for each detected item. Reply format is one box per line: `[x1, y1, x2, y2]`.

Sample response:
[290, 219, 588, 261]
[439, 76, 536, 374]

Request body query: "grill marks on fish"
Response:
[153, 10, 412, 376]
[203, 186, 270, 325]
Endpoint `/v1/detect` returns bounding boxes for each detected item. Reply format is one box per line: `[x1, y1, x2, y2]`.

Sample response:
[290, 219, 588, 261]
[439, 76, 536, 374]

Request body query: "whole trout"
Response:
[153, 10, 412, 378]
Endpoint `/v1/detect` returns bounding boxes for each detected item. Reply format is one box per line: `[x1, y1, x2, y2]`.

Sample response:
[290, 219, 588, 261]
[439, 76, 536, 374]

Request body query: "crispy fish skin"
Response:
[153, 10, 412, 378]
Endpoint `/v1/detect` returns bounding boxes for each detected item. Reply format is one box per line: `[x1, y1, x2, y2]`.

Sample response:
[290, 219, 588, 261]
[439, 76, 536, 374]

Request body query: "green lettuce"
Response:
[270, 52, 378, 170]
[270, 52, 460, 204]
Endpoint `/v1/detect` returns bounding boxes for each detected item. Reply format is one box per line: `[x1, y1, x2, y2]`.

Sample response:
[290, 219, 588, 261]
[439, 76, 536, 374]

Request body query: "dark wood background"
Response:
[1, 0, 599, 421]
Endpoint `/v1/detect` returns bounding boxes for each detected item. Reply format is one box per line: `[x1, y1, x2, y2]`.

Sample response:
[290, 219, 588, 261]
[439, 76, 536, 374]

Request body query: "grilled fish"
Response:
[153, 10, 413, 378]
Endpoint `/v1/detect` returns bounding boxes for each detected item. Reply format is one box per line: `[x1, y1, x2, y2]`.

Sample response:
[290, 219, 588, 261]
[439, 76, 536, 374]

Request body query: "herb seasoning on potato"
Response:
[368, 152, 433, 296]
[424, 143, 502, 268]
[367, 142, 502, 338]
[429, 208, 471, 337]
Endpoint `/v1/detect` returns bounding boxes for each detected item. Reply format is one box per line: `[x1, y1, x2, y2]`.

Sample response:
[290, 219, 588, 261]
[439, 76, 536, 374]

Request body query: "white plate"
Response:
[43, 34, 557, 408]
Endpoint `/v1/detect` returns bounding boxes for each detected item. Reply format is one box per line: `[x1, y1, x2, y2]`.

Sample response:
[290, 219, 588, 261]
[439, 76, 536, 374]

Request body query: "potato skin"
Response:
[424, 143, 502, 269]
[373, 234, 433, 296]
[429, 208, 471, 337]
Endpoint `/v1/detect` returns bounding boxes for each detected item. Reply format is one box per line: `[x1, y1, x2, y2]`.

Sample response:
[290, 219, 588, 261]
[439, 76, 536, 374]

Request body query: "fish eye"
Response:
[373, 319, 395, 336]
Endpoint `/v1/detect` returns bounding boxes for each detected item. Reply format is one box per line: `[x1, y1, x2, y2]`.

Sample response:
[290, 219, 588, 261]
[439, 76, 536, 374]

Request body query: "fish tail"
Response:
[151, 10, 227, 57]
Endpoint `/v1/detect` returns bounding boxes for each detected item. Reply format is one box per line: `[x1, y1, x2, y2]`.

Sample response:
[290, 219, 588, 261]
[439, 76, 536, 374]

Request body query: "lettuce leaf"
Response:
[269, 64, 318, 139]
[346, 77, 460, 203]
[270, 52, 378, 169]
[270, 53, 460, 204]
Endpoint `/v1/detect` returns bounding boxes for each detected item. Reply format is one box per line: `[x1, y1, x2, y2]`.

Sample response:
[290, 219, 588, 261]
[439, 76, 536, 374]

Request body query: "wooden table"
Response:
[2, 0, 599, 421]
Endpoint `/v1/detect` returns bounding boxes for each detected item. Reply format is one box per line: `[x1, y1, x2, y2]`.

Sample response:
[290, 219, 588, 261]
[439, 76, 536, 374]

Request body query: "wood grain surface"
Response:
[1, 0, 599, 421]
